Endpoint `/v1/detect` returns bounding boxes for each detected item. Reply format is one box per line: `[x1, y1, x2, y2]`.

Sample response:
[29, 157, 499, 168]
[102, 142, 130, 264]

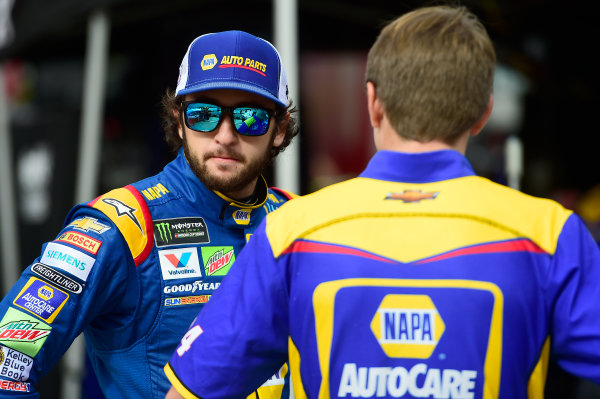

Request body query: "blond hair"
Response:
[365, 5, 496, 144]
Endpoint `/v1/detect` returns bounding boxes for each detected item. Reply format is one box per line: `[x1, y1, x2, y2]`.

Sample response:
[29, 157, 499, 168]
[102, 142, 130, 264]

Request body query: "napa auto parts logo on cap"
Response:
[201, 53, 267, 76]
[158, 248, 203, 280]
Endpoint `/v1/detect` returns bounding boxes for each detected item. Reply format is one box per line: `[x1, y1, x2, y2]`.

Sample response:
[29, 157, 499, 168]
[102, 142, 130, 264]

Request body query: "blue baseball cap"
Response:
[175, 30, 289, 108]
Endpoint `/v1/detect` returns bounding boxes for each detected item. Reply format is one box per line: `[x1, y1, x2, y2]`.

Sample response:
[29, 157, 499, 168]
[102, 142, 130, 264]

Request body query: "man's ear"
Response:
[366, 81, 384, 129]
[174, 109, 184, 140]
[273, 112, 289, 148]
[470, 95, 494, 136]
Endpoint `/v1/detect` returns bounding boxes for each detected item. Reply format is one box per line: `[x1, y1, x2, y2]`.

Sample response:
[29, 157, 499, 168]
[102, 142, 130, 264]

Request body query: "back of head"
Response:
[365, 5, 496, 144]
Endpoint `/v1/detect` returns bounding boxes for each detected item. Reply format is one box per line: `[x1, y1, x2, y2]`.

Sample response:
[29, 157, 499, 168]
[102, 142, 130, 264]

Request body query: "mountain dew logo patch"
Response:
[0, 308, 52, 357]
[201, 246, 235, 276]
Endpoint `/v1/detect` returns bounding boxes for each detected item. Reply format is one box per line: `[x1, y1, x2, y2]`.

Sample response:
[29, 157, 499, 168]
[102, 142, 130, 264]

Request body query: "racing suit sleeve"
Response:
[0, 206, 137, 397]
[547, 213, 600, 383]
[164, 218, 289, 399]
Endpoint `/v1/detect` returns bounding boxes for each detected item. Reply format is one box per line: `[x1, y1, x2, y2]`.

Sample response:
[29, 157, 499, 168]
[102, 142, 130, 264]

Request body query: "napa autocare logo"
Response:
[0, 308, 51, 357]
[158, 248, 203, 280]
[337, 363, 477, 398]
[154, 217, 209, 247]
[201, 246, 235, 276]
[201, 54, 218, 70]
[13, 277, 69, 323]
[370, 294, 445, 359]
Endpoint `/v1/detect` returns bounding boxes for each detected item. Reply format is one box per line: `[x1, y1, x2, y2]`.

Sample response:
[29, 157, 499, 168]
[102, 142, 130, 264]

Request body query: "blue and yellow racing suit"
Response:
[0, 148, 293, 398]
[165, 150, 600, 399]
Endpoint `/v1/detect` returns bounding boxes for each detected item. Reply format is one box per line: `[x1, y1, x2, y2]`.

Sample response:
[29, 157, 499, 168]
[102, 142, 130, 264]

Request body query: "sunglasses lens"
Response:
[185, 103, 220, 132]
[233, 107, 271, 136]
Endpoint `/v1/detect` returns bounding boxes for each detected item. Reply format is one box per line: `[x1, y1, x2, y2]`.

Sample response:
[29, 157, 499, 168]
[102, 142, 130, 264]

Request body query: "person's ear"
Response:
[470, 95, 494, 136]
[273, 112, 289, 148]
[174, 109, 184, 139]
[366, 81, 385, 129]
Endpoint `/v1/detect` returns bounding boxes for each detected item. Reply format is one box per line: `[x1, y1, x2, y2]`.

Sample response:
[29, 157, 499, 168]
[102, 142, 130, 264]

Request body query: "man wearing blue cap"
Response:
[0, 30, 298, 398]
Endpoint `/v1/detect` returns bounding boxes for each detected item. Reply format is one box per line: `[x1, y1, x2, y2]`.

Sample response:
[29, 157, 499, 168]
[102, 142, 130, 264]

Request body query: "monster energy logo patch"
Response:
[153, 217, 210, 247]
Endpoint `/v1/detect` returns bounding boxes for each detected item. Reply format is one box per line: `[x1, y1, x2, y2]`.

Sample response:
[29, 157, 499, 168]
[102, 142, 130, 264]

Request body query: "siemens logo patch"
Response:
[154, 217, 209, 247]
[338, 363, 477, 398]
[40, 242, 95, 282]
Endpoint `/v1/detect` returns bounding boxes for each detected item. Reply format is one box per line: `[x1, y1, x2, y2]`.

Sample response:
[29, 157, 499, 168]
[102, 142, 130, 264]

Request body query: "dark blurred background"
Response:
[0, 0, 599, 397]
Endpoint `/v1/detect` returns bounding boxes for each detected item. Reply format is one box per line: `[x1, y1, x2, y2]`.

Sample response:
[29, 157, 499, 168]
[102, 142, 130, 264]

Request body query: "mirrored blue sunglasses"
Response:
[181, 101, 274, 136]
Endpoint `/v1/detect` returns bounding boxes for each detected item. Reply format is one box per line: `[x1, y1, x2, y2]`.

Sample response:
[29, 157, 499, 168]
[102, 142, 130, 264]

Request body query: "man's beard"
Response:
[182, 131, 274, 197]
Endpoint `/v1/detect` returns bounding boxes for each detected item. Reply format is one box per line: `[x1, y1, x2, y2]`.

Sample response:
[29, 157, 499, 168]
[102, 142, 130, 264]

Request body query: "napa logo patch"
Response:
[385, 190, 439, 203]
[158, 248, 203, 280]
[0, 308, 52, 357]
[201, 246, 235, 276]
[13, 278, 69, 323]
[232, 209, 251, 225]
[201, 54, 218, 70]
[370, 294, 445, 359]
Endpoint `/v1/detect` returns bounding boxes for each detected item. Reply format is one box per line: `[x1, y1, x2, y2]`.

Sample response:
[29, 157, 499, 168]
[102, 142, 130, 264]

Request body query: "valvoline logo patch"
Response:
[370, 294, 445, 359]
[159, 248, 203, 280]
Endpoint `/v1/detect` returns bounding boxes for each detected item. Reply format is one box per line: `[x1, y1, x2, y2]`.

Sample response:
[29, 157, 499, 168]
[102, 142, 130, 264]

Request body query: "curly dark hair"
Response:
[160, 88, 299, 160]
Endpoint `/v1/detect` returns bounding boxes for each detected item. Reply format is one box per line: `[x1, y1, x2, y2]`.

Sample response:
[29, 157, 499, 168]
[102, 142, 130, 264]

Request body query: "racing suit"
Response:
[165, 150, 600, 398]
[0, 148, 293, 398]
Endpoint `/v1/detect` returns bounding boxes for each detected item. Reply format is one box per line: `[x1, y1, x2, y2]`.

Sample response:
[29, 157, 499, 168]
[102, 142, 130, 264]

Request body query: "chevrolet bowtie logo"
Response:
[68, 217, 111, 234]
[385, 190, 439, 203]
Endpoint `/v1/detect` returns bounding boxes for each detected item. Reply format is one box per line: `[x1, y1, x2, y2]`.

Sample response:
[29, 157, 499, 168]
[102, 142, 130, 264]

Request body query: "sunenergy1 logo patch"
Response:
[158, 248, 203, 280]
[370, 294, 445, 359]
[201, 246, 235, 276]
[0, 308, 51, 357]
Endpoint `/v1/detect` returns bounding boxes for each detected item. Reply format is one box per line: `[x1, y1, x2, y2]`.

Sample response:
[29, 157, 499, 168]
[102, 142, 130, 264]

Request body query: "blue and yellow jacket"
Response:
[166, 150, 600, 399]
[0, 148, 293, 398]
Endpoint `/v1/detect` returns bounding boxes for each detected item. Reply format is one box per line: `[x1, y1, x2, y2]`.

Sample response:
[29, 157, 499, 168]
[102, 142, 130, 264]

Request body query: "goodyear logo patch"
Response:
[0, 344, 34, 382]
[57, 231, 102, 255]
[370, 294, 445, 359]
[13, 277, 69, 323]
[0, 308, 51, 357]
[232, 209, 251, 225]
[201, 246, 235, 276]
[201, 54, 218, 70]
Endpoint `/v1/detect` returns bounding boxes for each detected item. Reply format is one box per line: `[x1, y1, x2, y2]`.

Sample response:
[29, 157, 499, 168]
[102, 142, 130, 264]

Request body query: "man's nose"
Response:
[214, 115, 238, 145]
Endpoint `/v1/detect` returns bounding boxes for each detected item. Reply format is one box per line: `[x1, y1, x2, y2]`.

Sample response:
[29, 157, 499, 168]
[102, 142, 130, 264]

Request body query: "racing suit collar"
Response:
[360, 150, 476, 183]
